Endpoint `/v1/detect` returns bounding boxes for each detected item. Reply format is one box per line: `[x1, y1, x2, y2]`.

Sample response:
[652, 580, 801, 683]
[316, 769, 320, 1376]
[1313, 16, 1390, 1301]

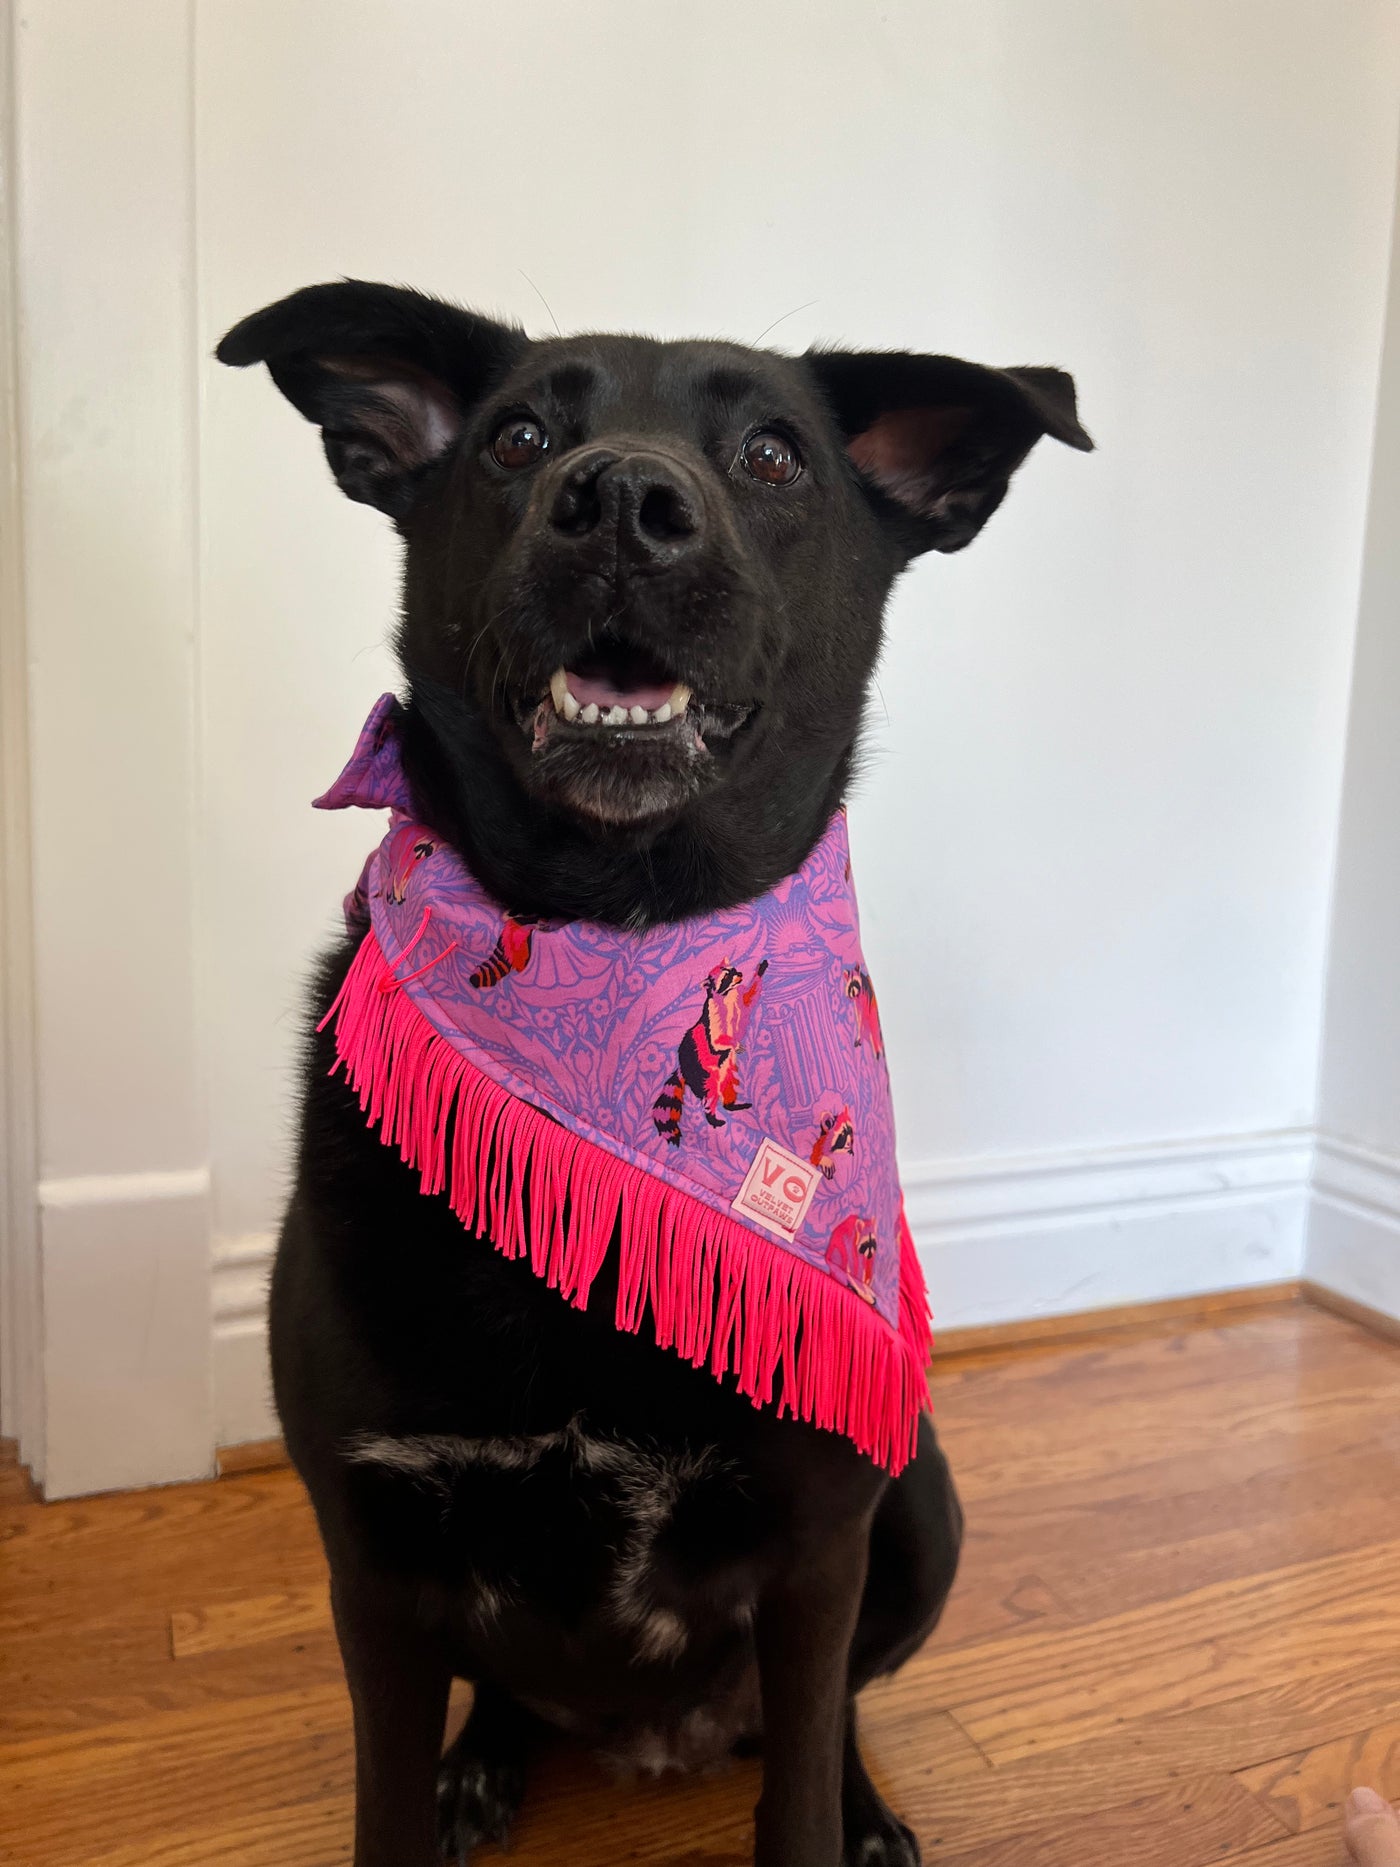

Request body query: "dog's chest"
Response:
[345, 1418, 757, 1666]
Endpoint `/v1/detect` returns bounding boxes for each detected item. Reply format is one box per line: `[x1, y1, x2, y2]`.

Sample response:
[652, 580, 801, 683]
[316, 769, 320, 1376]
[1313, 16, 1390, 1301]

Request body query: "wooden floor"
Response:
[5, 1299, 1400, 1865]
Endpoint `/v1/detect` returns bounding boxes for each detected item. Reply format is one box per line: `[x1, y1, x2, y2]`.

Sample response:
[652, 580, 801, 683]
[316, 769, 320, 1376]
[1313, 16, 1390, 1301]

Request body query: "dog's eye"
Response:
[491, 417, 549, 469]
[741, 429, 802, 486]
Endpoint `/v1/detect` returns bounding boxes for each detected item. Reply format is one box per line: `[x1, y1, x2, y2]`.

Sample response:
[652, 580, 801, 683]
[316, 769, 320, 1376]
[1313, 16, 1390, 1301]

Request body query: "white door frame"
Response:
[0, 0, 44, 1483]
[1, 0, 216, 1498]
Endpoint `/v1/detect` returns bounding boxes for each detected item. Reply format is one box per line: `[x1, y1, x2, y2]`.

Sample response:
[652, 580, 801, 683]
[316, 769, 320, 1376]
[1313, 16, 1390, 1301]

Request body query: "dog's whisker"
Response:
[518, 267, 564, 339]
[751, 298, 819, 348]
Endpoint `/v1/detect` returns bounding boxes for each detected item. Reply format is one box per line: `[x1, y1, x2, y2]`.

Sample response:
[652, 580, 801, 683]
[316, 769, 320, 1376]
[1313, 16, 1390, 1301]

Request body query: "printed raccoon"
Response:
[827, 1213, 879, 1300]
[652, 958, 768, 1145]
[844, 965, 885, 1059]
[810, 1105, 856, 1180]
[469, 915, 543, 990]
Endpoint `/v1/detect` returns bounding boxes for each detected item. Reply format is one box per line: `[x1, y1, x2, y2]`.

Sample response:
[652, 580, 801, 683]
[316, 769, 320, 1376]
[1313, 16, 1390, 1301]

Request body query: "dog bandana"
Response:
[315, 695, 931, 1471]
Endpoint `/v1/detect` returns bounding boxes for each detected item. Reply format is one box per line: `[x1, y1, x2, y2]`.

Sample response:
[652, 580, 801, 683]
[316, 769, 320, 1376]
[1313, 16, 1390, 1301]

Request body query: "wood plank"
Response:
[58, 1791, 354, 1867]
[1213, 1834, 1353, 1867]
[934, 1282, 1303, 1359]
[920, 1772, 1284, 1867]
[170, 1584, 331, 1659]
[0, 1629, 346, 1747]
[938, 1343, 1400, 1480]
[0, 1439, 39, 1504]
[929, 1305, 1383, 1416]
[939, 1539, 1400, 1762]
[936, 1307, 1400, 1434]
[1006, 1438, 1400, 1623]
[1302, 1280, 1400, 1349]
[0, 1686, 351, 1866]
[936, 1338, 1400, 1505]
[920, 1535, 1400, 1701]
[932, 1569, 1076, 1651]
[955, 1435, 1400, 1616]
[216, 1437, 290, 1477]
[857, 1655, 1400, 1850]
[0, 1470, 324, 1602]
[930, 1314, 1393, 1436]
[1238, 1723, 1400, 1835]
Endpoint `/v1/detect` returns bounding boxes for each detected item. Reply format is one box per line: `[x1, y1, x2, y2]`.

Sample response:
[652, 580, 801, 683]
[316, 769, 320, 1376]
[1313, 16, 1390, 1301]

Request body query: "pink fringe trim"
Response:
[321, 929, 933, 1473]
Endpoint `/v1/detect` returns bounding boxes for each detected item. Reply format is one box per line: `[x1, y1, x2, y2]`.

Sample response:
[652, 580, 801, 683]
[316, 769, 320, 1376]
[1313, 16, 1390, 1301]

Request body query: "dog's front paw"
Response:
[844, 1805, 921, 1867]
[435, 1735, 526, 1864]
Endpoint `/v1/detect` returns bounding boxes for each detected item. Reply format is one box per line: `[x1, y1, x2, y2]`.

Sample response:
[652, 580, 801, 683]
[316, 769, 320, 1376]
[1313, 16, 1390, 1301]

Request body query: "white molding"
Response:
[212, 1232, 277, 1448]
[206, 1128, 1400, 1451]
[38, 1167, 211, 1211]
[1312, 1132, 1400, 1227]
[902, 1128, 1311, 1332]
[1306, 1132, 1400, 1322]
[207, 1129, 1400, 1449]
[209, 1130, 1319, 1446]
[213, 1230, 275, 1325]
[903, 1128, 1314, 1234]
[42, 1174, 213, 1497]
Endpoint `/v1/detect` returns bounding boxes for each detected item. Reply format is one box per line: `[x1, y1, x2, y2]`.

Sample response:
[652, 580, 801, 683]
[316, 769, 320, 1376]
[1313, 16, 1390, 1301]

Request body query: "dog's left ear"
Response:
[806, 350, 1092, 556]
[216, 280, 525, 519]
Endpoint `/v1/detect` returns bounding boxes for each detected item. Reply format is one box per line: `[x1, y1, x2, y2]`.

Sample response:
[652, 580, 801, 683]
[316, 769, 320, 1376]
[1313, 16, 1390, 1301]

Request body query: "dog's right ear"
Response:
[807, 348, 1092, 557]
[216, 281, 525, 520]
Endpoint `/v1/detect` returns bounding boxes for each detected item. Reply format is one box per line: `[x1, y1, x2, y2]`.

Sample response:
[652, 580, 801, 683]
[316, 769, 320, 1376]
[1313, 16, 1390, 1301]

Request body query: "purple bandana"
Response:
[315, 696, 930, 1470]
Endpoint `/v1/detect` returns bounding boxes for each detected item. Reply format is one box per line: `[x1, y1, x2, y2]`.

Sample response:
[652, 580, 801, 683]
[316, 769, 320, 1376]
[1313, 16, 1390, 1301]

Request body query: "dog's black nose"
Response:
[551, 451, 701, 562]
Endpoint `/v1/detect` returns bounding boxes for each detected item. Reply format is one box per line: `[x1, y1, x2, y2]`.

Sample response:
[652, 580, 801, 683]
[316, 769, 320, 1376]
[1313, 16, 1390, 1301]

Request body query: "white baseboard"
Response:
[39, 1168, 214, 1497]
[212, 1232, 278, 1447]
[903, 1129, 1312, 1329]
[44, 1128, 1394, 1472]
[209, 1129, 1317, 1449]
[1307, 1134, 1400, 1322]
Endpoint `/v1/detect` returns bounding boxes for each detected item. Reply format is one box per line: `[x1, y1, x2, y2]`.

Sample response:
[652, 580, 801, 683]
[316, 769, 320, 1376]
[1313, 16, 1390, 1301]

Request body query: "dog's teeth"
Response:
[563, 690, 686, 729]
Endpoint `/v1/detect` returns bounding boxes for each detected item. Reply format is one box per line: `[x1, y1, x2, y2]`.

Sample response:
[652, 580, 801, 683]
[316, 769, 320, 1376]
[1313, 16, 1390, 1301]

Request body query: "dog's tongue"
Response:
[566, 671, 676, 713]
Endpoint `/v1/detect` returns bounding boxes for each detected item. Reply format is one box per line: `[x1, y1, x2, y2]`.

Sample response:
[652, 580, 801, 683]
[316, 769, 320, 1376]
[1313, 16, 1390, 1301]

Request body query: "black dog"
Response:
[218, 282, 1090, 1867]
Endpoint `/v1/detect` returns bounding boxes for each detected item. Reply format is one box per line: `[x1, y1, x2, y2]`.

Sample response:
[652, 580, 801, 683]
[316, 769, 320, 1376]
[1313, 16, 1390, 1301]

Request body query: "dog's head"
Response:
[219, 282, 1089, 896]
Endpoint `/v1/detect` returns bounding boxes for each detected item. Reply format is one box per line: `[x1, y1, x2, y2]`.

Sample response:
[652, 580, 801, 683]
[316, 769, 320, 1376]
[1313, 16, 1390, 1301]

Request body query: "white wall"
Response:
[7, 2, 1400, 1485]
[197, 0, 1400, 1409]
[1312, 135, 1400, 1311]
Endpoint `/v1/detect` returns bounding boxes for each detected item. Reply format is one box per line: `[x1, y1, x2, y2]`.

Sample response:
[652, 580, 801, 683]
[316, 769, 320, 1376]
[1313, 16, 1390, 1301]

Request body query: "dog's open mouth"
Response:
[520, 642, 752, 755]
[538, 664, 691, 740]
[510, 638, 756, 826]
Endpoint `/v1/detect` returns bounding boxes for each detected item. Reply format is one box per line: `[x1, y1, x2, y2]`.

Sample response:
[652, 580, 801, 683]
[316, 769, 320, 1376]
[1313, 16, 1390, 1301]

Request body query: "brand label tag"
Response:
[733, 1138, 821, 1240]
